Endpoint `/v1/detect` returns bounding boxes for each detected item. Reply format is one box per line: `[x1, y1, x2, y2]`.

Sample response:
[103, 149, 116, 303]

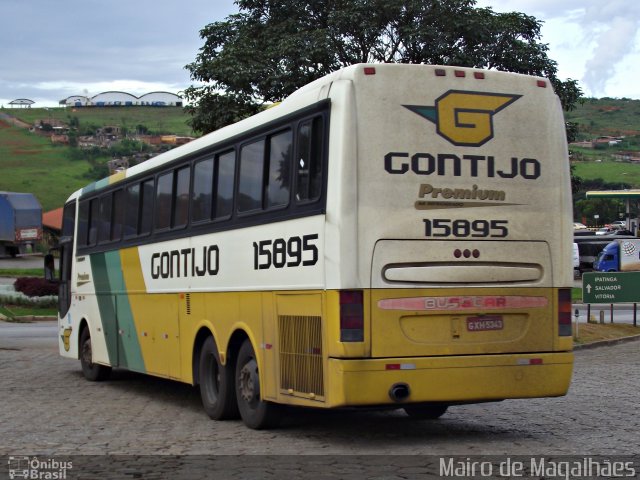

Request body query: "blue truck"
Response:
[0, 192, 42, 257]
[593, 239, 640, 272]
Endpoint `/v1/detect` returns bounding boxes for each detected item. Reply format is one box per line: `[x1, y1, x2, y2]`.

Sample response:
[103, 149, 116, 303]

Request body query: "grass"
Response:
[3, 106, 195, 137]
[571, 157, 640, 187]
[0, 304, 57, 319]
[0, 120, 92, 211]
[574, 322, 640, 345]
[572, 287, 582, 302]
[0, 268, 47, 278]
[565, 97, 640, 138]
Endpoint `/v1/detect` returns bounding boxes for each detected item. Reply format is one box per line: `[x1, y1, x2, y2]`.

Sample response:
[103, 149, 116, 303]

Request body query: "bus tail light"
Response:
[340, 290, 364, 342]
[558, 289, 572, 336]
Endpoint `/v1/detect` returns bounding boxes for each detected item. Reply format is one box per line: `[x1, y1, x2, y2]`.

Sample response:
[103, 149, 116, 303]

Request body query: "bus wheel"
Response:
[199, 336, 238, 420]
[235, 339, 280, 429]
[403, 404, 449, 420]
[79, 327, 111, 381]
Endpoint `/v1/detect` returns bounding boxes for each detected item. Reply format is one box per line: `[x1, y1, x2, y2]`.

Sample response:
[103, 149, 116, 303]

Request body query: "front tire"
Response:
[79, 326, 111, 381]
[403, 404, 449, 420]
[199, 336, 238, 420]
[235, 339, 280, 429]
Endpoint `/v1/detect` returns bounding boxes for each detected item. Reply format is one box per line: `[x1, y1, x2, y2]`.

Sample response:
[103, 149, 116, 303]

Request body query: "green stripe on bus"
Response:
[90, 252, 145, 372]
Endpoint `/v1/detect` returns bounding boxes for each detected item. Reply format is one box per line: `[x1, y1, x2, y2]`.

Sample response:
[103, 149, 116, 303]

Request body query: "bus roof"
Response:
[66, 63, 551, 203]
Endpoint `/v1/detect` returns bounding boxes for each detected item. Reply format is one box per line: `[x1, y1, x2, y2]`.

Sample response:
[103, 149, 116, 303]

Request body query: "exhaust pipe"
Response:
[389, 382, 411, 402]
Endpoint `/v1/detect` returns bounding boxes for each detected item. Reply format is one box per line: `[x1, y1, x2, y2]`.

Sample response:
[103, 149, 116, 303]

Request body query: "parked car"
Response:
[573, 222, 588, 230]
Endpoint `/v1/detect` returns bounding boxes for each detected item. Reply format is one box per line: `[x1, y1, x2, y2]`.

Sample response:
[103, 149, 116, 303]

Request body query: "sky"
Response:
[1, 0, 639, 108]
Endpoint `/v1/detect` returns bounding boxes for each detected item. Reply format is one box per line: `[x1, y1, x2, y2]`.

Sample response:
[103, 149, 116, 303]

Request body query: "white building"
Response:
[59, 91, 182, 107]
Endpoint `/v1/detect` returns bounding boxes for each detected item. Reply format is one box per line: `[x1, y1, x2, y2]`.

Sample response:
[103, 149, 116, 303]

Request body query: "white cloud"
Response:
[476, 0, 640, 98]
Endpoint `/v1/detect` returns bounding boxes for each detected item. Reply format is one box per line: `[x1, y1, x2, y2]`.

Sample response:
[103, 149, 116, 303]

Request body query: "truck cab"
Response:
[594, 241, 618, 272]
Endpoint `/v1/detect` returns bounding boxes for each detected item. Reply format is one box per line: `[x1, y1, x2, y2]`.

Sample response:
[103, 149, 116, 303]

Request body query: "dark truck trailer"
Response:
[0, 192, 42, 257]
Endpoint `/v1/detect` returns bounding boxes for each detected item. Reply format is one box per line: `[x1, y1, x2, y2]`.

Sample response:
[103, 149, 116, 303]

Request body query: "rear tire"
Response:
[199, 336, 238, 420]
[403, 404, 449, 420]
[79, 327, 111, 381]
[235, 339, 280, 429]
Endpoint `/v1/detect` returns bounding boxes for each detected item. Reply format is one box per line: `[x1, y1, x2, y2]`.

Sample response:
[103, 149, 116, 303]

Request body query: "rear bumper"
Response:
[326, 352, 573, 407]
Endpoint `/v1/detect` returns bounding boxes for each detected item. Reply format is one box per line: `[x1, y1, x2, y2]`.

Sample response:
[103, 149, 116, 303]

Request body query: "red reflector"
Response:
[364, 67, 376, 75]
[454, 70, 466, 77]
[530, 358, 543, 365]
[558, 288, 572, 337]
[537, 80, 547, 88]
[435, 69, 446, 77]
[474, 72, 485, 79]
[558, 289, 572, 324]
[386, 364, 401, 370]
[340, 290, 364, 342]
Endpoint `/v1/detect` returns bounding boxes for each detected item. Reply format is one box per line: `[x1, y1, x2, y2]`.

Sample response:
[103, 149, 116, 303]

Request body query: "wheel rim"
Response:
[238, 358, 259, 408]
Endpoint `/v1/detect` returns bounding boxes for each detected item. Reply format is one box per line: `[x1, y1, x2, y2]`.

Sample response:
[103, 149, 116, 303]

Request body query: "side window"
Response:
[215, 150, 235, 219]
[111, 189, 124, 241]
[124, 183, 140, 238]
[155, 172, 173, 230]
[266, 129, 292, 209]
[192, 158, 214, 223]
[97, 194, 112, 244]
[139, 179, 154, 236]
[88, 198, 100, 246]
[173, 167, 190, 228]
[78, 200, 89, 247]
[62, 202, 76, 238]
[296, 116, 324, 203]
[238, 139, 265, 213]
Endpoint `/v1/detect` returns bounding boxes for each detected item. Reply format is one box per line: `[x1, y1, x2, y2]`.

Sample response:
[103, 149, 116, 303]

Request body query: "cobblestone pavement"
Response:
[1, 322, 638, 477]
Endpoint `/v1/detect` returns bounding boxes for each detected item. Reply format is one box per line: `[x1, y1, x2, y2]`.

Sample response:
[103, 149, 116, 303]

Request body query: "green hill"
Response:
[8, 106, 195, 137]
[565, 98, 640, 192]
[565, 97, 640, 139]
[0, 106, 195, 211]
[0, 116, 92, 210]
[1, 98, 640, 213]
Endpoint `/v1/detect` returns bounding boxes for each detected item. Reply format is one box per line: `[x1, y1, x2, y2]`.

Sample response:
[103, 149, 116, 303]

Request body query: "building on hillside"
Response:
[50, 134, 69, 145]
[612, 152, 640, 162]
[108, 158, 129, 174]
[139, 91, 182, 107]
[60, 95, 91, 107]
[58, 91, 182, 107]
[42, 207, 63, 250]
[8, 98, 35, 108]
[91, 91, 138, 106]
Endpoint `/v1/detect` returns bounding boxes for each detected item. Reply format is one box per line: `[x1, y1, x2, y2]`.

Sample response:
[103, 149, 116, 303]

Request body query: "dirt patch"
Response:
[11, 149, 40, 155]
[575, 323, 640, 345]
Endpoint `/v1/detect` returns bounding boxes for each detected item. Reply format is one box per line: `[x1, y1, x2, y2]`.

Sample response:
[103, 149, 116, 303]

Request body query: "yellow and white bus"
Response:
[58, 63, 574, 429]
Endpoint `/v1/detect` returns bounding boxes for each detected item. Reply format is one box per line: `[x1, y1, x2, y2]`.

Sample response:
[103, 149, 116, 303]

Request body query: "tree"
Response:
[184, 0, 582, 134]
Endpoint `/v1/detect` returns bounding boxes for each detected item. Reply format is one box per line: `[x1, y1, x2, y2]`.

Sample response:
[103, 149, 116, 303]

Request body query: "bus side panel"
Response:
[271, 292, 326, 404]
[120, 247, 183, 379]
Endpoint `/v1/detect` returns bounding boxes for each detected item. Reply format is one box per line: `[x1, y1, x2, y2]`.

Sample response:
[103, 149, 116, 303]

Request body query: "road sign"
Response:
[582, 271, 640, 304]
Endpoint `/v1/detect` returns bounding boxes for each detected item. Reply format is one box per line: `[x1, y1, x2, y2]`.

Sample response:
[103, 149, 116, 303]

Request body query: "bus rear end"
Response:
[325, 64, 573, 411]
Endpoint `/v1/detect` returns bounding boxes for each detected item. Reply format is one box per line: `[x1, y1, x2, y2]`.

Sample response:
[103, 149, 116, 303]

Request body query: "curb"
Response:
[574, 334, 640, 350]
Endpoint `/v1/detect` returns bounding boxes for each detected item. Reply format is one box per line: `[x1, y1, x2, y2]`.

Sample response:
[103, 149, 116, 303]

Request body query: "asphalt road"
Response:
[0, 254, 53, 270]
[1, 320, 639, 478]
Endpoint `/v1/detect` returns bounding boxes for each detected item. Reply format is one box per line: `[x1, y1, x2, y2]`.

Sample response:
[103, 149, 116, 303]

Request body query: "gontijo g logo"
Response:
[404, 90, 521, 147]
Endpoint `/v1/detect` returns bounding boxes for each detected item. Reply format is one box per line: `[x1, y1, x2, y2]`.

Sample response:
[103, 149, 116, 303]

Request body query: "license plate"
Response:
[466, 316, 504, 332]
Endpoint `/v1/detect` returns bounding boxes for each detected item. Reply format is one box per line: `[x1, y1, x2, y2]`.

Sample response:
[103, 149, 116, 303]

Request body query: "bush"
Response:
[14, 277, 59, 297]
